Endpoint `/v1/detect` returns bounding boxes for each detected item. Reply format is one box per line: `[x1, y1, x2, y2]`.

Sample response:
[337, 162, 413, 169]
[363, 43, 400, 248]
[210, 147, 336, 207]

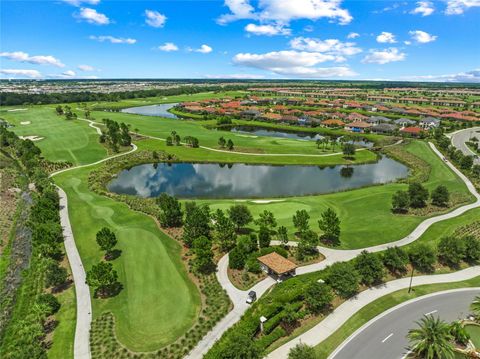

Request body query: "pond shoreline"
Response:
[106, 156, 409, 199]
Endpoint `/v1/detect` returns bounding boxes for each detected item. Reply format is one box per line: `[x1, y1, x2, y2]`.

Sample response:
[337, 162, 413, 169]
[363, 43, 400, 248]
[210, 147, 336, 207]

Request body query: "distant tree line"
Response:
[0, 84, 248, 106]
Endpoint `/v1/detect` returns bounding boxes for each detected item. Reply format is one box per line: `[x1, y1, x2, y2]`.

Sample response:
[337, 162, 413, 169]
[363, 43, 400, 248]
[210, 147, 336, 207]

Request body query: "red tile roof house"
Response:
[344, 121, 372, 133]
[322, 119, 345, 127]
[400, 126, 424, 137]
[347, 112, 369, 122]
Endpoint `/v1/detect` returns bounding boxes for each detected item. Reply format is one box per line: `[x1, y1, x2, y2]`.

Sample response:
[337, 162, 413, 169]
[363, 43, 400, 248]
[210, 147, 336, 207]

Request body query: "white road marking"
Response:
[401, 349, 413, 359]
[425, 310, 437, 316]
[382, 333, 394, 343]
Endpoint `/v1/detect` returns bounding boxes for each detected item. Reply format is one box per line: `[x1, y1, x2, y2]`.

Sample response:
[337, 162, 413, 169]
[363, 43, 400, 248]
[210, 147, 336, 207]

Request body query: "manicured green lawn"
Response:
[465, 324, 480, 348]
[0, 106, 106, 165]
[314, 276, 480, 359]
[192, 141, 471, 249]
[136, 138, 377, 166]
[48, 282, 75, 359]
[54, 167, 201, 351]
[90, 110, 375, 157]
[92, 90, 246, 110]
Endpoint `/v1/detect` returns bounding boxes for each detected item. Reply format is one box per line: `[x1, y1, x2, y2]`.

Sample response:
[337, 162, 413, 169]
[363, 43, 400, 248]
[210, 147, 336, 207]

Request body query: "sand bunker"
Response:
[236, 134, 258, 138]
[19, 135, 44, 141]
[7, 108, 27, 112]
[20, 121, 31, 125]
[251, 199, 286, 204]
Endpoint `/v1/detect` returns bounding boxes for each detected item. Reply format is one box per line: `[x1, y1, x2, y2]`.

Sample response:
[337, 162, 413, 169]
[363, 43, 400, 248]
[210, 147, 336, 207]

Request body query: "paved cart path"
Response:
[187, 141, 480, 358]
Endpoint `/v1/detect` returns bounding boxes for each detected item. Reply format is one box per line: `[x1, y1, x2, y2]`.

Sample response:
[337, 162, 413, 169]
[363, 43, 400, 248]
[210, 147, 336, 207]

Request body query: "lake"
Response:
[107, 157, 408, 199]
[226, 125, 374, 147]
[121, 103, 178, 118]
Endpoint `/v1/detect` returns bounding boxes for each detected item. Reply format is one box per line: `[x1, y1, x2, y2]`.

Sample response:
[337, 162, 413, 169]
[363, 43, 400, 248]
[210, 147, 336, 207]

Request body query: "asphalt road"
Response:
[331, 289, 479, 359]
[450, 127, 480, 165]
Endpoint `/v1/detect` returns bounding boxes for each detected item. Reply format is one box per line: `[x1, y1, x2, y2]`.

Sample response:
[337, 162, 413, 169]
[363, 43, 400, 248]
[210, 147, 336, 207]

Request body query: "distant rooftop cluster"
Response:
[0, 80, 250, 94]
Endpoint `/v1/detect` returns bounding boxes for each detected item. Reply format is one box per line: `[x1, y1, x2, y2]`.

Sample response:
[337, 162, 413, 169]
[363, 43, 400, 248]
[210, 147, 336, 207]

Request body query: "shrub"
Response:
[409, 243, 436, 273]
[45, 262, 68, 288]
[438, 236, 466, 267]
[392, 190, 409, 213]
[431, 185, 450, 207]
[256, 326, 287, 352]
[408, 182, 429, 208]
[464, 236, 480, 263]
[37, 293, 61, 316]
[382, 246, 409, 275]
[288, 343, 317, 359]
[229, 246, 246, 270]
[354, 250, 385, 286]
[304, 282, 333, 314]
[245, 256, 261, 274]
[326, 261, 360, 299]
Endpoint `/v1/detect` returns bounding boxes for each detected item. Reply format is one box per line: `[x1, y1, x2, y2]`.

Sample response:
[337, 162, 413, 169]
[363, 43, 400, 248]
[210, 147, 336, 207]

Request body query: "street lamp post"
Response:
[408, 267, 415, 294]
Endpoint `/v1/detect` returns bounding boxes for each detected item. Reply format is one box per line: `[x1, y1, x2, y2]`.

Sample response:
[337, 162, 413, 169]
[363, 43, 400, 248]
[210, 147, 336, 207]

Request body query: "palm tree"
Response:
[471, 295, 480, 320]
[407, 315, 454, 359]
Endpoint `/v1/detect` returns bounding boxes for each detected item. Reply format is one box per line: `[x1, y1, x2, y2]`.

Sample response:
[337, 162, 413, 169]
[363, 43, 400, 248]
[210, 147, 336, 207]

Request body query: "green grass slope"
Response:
[54, 168, 201, 351]
[1, 106, 106, 165]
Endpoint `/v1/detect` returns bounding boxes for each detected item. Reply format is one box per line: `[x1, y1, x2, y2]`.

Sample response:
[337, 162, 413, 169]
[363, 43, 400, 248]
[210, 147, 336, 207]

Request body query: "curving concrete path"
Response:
[266, 268, 480, 359]
[57, 186, 92, 359]
[187, 141, 480, 358]
[50, 120, 137, 359]
[49, 115, 480, 359]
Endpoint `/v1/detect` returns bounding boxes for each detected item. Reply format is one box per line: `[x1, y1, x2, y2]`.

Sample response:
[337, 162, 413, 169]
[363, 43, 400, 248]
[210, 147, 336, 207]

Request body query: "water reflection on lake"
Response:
[121, 103, 178, 118]
[107, 157, 408, 199]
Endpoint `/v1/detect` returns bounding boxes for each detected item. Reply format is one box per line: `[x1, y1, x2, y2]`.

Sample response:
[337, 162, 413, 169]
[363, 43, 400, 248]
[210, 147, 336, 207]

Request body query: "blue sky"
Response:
[1, 0, 479, 81]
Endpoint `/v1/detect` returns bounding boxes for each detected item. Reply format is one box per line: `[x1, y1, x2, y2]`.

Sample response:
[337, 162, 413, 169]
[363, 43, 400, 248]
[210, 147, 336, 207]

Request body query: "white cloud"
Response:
[205, 73, 266, 79]
[347, 32, 359, 39]
[189, 44, 213, 53]
[373, 2, 403, 13]
[0, 51, 64, 67]
[158, 42, 179, 52]
[362, 48, 406, 64]
[445, 0, 480, 14]
[245, 23, 291, 36]
[0, 69, 42, 78]
[89, 35, 137, 44]
[376, 31, 396, 43]
[403, 69, 480, 83]
[217, 0, 256, 24]
[76, 7, 110, 25]
[145, 10, 167, 28]
[404, 40, 412, 45]
[410, 1, 435, 16]
[48, 72, 99, 79]
[218, 0, 352, 25]
[409, 30, 437, 43]
[78, 64, 95, 71]
[290, 37, 362, 57]
[61, 0, 100, 6]
[62, 70, 76, 77]
[233, 50, 356, 78]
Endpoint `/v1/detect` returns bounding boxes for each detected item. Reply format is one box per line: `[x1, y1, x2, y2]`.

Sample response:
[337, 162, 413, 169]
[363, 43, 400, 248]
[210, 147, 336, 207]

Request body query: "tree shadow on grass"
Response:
[94, 282, 123, 299]
[105, 249, 122, 261]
